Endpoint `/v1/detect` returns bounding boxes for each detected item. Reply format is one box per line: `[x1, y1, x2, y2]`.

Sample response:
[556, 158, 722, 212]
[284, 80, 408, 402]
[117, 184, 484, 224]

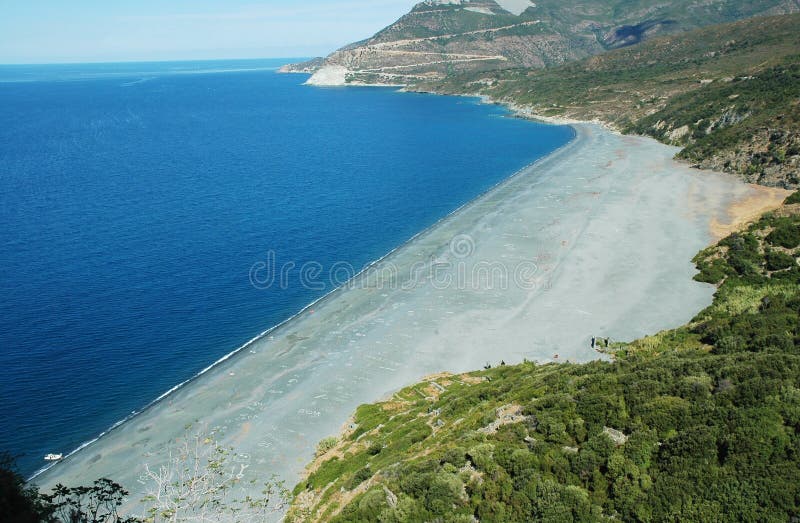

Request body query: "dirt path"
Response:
[371, 20, 541, 50]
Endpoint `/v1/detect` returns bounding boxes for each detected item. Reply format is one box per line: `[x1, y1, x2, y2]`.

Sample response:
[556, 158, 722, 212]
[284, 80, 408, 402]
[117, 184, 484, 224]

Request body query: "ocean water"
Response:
[0, 59, 573, 477]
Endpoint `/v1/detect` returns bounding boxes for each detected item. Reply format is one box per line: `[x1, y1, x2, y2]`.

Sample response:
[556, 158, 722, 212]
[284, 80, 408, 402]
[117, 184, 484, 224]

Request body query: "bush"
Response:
[785, 191, 800, 205]
[346, 467, 373, 490]
[694, 257, 729, 284]
[316, 436, 339, 456]
[441, 447, 467, 468]
[765, 249, 796, 271]
[423, 473, 464, 515]
[766, 221, 800, 249]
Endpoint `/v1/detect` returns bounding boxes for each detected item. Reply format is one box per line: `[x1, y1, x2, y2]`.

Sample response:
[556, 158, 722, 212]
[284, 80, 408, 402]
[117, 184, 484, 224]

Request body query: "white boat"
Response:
[44, 453, 63, 461]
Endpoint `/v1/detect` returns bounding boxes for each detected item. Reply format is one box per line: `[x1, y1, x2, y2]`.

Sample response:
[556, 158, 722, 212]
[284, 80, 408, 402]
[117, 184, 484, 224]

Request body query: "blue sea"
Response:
[0, 59, 572, 477]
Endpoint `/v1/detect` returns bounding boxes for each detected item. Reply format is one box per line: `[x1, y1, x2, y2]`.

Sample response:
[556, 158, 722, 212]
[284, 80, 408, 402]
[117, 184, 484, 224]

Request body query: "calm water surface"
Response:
[0, 59, 572, 475]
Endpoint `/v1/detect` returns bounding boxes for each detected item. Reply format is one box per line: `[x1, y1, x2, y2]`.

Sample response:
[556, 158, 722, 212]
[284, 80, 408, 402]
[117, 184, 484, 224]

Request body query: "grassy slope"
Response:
[288, 196, 800, 522]
[417, 14, 800, 188]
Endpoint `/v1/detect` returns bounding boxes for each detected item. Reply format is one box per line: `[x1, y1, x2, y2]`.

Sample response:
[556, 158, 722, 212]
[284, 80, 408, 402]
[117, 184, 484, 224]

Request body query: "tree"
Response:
[41, 479, 137, 523]
[1, 453, 134, 523]
[2, 430, 289, 523]
[0, 452, 48, 523]
[139, 433, 289, 522]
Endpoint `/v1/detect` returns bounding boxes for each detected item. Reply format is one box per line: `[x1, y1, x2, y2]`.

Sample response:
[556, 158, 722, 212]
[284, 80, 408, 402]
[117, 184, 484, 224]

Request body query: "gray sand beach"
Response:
[35, 123, 778, 512]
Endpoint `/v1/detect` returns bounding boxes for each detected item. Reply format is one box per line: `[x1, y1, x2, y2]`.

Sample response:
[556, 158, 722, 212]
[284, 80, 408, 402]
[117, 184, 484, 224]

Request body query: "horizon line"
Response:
[0, 56, 319, 67]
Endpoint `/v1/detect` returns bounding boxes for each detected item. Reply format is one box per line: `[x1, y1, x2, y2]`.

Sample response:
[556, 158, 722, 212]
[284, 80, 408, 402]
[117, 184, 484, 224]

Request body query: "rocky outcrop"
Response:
[306, 1, 561, 86]
[304, 65, 349, 86]
[684, 129, 800, 189]
[279, 57, 324, 74]
[634, 117, 800, 190]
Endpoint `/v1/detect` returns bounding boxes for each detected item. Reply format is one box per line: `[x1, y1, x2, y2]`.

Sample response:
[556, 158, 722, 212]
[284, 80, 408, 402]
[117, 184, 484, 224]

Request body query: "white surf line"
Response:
[29, 277, 366, 481]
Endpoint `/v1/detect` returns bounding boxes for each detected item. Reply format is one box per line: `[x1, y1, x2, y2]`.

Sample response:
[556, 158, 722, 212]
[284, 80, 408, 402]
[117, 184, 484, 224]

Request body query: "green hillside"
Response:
[290, 0, 798, 84]
[369, 0, 799, 52]
[631, 62, 800, 187]
[288, 195, 800, 522]
[421, 14, 800, 188]
[287, 4, 800, 186]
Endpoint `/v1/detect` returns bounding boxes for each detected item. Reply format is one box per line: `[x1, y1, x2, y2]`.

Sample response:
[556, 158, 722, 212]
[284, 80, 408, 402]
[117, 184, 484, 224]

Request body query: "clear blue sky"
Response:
[0, 0, 418, 64]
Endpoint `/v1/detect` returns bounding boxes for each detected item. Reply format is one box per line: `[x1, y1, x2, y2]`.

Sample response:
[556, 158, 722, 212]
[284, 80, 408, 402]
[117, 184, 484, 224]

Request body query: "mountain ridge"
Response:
[284, 0, 799, 86]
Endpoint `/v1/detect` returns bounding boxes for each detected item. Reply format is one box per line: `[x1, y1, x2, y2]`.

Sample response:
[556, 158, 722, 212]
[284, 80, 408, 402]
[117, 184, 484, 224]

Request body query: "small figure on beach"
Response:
[591, 336, 596, 348]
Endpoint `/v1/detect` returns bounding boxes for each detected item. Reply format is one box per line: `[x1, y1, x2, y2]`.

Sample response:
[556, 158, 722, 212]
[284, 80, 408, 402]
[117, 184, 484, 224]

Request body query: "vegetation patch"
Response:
[289, 204, 800, 522]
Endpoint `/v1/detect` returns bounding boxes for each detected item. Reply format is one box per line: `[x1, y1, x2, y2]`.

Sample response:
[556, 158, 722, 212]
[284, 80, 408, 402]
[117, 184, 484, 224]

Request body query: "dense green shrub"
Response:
[693, 256, 729, 283]
[345, 467, 373, 490]
[766, 220, 800, 249]
[766, 249, 796, 270]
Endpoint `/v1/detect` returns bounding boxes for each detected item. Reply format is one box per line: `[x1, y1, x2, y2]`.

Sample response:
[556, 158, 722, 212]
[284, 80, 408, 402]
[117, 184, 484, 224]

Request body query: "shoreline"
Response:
[34, 120, 766, 513]
[395, 86, 791, 237]
[29, 120, 579, 483]
[32, 78, 784, 519]
[33, 122, 589, 492]
[396, 85, 624, 135]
